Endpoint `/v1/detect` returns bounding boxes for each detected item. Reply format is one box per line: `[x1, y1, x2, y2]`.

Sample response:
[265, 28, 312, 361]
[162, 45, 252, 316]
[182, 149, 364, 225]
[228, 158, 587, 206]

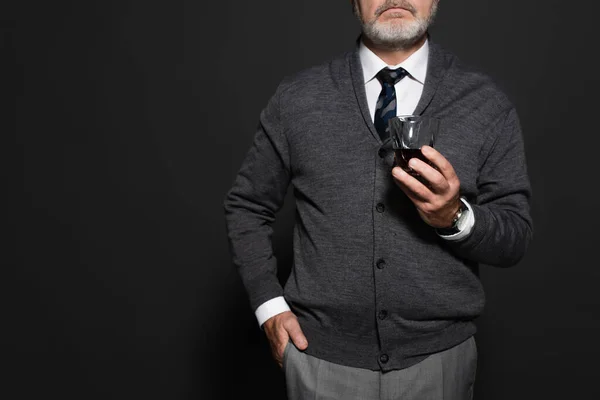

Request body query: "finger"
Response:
[406, 157, 449, 194]
[285, 319, 308, 350]
[421, 146, 458, 181]
[392, 166, 432, 203]
[277, 333, 290, 357]
[268, 338, 285, 368]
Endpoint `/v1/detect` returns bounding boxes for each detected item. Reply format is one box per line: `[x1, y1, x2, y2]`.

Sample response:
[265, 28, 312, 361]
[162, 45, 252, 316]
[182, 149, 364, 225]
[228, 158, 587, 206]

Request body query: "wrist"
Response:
[255, 297, 290, 328]
[436, 198, 468, 235]
[443, 200, 463, 228]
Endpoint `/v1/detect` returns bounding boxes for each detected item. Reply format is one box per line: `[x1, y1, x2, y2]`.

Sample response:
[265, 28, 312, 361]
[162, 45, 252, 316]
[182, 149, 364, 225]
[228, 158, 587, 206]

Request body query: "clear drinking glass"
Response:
[389, 115, 440, 178]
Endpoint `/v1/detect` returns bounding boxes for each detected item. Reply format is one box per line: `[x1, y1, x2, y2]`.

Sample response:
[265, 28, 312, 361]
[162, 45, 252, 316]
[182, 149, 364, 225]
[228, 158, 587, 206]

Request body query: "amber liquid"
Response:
[394, 149, 430, 173]
[394, 148, 435, 185]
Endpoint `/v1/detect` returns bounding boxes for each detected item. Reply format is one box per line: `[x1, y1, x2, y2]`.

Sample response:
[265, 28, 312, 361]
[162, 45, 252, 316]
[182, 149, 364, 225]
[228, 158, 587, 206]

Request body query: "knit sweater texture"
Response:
[224, 39, 533, 371]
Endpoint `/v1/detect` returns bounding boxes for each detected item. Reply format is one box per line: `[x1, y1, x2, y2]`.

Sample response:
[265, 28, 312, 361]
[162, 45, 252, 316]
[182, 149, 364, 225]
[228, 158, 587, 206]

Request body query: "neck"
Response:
[362, 34, 427, 65]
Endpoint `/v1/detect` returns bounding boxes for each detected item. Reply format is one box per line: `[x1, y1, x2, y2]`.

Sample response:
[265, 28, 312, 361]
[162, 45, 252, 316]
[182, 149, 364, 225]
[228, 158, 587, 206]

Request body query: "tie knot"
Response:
[376, 67, 408, 86]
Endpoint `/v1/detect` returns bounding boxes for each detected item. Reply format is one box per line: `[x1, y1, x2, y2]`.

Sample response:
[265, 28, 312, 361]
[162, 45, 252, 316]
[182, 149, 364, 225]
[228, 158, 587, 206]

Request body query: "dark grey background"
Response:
[5, 0, 599, 399]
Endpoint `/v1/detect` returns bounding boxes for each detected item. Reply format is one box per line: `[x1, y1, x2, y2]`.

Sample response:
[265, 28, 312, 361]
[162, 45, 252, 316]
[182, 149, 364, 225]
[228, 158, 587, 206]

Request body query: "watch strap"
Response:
[436, 199, 468, 236]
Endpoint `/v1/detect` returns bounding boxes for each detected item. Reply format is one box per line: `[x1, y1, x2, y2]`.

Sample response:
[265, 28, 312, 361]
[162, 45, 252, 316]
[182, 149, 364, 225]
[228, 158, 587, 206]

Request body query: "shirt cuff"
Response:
[437, 197, 475, 241]
[255, 296, 291, 327]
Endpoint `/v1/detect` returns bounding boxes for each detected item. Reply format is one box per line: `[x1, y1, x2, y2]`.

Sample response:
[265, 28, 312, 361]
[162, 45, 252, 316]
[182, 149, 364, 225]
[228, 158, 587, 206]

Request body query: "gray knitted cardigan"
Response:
[224, 39, 533, 371]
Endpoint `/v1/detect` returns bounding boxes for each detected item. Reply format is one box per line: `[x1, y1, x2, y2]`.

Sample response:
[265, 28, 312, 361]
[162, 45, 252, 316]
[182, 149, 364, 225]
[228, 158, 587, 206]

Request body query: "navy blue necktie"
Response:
[374, 67, 408, 141]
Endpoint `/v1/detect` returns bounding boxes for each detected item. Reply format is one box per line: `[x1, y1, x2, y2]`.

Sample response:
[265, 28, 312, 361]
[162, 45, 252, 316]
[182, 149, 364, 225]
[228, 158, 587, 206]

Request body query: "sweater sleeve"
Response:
[445, 107, 533, 267]
[223, 83, 292, 311]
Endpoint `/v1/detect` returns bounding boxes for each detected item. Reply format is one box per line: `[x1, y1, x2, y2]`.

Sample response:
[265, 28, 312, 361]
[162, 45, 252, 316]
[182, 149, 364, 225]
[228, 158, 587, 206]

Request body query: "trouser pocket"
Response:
[282, 340, 293, 372]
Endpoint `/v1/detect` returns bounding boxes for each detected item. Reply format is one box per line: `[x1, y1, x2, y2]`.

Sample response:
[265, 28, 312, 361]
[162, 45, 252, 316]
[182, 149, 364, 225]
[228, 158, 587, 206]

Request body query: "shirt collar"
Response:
[358, 38, 429, 85]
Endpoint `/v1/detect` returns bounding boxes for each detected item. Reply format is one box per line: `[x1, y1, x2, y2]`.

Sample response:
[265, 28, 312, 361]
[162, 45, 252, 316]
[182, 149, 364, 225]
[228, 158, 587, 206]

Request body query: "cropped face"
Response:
[353, 0, 439, 50]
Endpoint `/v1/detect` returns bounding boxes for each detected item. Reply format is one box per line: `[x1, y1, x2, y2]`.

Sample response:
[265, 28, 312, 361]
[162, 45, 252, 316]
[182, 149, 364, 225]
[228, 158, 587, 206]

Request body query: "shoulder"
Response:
[275, 51, 353, 100]
[427, 42, 517, 134]
[432, 42, 514, 111]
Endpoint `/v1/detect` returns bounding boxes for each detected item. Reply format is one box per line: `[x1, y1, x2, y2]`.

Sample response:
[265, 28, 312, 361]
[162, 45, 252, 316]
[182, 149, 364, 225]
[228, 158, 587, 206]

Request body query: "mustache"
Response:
[374, 0, 417, 18]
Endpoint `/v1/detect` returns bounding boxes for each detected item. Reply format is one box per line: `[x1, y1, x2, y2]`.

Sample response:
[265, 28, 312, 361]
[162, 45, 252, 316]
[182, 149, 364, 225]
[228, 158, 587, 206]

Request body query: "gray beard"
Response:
[354, 0, 438, 50]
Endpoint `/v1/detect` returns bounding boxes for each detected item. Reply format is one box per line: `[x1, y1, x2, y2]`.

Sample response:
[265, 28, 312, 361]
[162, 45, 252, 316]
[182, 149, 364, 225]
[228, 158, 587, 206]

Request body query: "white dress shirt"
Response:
[360, 38, 428, 119]
[254, 39, 475, 327]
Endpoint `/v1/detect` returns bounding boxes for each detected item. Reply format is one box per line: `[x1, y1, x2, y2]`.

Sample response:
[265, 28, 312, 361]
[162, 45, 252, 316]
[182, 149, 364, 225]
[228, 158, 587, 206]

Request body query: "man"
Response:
[224, 0, 533, 398]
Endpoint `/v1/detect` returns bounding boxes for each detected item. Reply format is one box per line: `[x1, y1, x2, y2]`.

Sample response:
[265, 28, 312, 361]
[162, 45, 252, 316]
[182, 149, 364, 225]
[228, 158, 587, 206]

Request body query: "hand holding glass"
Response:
[389, 115, 440, 180]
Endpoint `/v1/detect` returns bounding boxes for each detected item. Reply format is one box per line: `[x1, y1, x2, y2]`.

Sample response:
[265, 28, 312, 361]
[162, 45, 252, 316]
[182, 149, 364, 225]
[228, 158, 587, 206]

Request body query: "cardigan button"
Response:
[376, 259, 386, 269]
[380, 354, 389, 363]
[376, 203, 385, 213]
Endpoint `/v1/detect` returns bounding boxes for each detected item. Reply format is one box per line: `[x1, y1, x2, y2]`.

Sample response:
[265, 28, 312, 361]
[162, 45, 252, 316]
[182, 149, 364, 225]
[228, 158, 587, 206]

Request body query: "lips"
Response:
[375, 1, 417, 18]
[385, 7, 406, 12]
[380, 6, 411, 16]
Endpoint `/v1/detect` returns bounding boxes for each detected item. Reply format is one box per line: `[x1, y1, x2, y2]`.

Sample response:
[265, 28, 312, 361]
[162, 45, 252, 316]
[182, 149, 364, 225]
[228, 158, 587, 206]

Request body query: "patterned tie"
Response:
[374, 67, 408, 141]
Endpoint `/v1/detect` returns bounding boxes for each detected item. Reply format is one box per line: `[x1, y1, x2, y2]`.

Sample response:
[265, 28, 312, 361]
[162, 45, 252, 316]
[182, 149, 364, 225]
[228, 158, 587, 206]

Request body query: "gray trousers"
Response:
[283, 336, 477, 400]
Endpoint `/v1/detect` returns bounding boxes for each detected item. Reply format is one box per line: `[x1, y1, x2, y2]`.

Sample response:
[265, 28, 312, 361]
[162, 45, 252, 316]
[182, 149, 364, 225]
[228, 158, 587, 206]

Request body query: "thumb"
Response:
[286, 320, 308, 350]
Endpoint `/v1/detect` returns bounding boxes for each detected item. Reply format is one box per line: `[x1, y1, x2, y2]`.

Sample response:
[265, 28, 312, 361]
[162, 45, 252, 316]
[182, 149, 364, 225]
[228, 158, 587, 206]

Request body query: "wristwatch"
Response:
[436, 199, 469, 236]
